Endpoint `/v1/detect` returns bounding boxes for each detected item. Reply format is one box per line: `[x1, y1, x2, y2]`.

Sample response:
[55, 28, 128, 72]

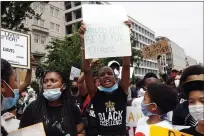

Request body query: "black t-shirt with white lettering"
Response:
[87, 86, 128, 135]
[181, 127, 204, 136]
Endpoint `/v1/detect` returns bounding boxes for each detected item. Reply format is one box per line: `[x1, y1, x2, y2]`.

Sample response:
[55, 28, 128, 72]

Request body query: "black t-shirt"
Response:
[87, 86, 127, 135]
[172, 101, 197, 126]
[181, 127, 204, 136]
[20, 101, 82, 136]
[70, 95, 82, 109]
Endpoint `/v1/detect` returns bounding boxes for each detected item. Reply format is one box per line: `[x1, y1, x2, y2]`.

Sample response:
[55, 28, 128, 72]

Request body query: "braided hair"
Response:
[21, 69, 77, 135]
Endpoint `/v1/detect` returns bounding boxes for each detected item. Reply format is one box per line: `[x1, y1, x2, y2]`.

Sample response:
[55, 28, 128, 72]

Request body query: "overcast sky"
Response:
[110, 2, 203, 63]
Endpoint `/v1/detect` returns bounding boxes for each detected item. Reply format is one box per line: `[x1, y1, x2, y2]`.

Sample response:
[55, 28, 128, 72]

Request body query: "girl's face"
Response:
[43, 72, 64, 91]
[188, 90, 204, 124]
[99, 67, 116, 88]
[188, 90, 204, 106]
[1, 68, 17, 98]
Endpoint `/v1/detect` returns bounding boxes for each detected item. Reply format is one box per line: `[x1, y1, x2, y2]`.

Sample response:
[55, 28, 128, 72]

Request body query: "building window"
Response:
[50, 6, 54, 16]
[65, 1, 71, 10]
[40, 19, 45, 27]
[41, 35, 46, 44]
[66, 25, 72, 34]
[34, 18, 38, 25]
[34, 34, 40, 43]
[65, 12, 72, 22]
[56, 24, 60, 32]
[50, 22, 54, 30]
[74, 1, 81, 7]
[75, 9, 81, 19]
[55, 9, 59, 17]
[96, 1, 101, 4]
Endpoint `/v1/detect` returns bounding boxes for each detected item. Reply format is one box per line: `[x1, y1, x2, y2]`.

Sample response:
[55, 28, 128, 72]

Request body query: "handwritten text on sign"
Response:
[142, 40, 170, 59]
[82, 5, 132, 59]
[1, 28, 31, 69]
[150, 125, 192, 136]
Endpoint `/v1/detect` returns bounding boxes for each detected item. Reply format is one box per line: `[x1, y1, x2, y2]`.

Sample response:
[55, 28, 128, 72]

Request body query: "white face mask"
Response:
[189, 105, 204, 124]
[43, 88, 62, 101]
[174, 79, 180, 87]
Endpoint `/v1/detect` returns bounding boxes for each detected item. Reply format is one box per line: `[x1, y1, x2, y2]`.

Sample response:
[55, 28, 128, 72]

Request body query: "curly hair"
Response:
[180, 65, 204, 85]
[147, 83, 178, 114]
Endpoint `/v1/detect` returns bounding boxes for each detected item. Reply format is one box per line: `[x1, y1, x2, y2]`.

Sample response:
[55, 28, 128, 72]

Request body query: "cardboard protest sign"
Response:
[8, 123, 46, 136]
[142, 40, 170, 59]
[126, 106, 145, 136]
[82, 5, 132, 59]
[150, 125, 192, 136]
[1, 28, 31, 69]
[118, 67, 134, 79]
[69, 66, 81, 80]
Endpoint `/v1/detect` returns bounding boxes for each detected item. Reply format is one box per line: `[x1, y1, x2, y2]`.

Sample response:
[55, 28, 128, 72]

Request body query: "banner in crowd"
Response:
[126, 106, 144, 135]
[1, 28, 31, 69]
[142, 40, 170, 59]
[8, 123, 46, 136]
[69, 66, 81, 80]
[150, 125, 192, 136]
[82, 5, 132, 59]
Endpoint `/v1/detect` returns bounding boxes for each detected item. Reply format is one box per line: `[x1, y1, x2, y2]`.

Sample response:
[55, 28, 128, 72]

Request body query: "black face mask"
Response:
[70, 86, 78, 94]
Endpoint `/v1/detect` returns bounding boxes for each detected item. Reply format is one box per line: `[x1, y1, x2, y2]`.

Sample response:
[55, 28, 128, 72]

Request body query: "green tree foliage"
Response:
[43, 30, 82, 77]
[1, 1, 42, 32]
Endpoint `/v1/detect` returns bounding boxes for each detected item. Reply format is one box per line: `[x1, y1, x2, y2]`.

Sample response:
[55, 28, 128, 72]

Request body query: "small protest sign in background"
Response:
[69, 66, 81, 80]
[82, 5, 132, 59]
[142, 40, 170, 59]
[1, 28, 31, 69]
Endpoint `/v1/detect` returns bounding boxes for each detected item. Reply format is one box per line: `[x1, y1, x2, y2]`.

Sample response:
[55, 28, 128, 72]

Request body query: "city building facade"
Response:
[20, 1, 66, 82]
[64, 1, 159, 78]
[186, 56, 197, 66]
[23, 1, 66, 62]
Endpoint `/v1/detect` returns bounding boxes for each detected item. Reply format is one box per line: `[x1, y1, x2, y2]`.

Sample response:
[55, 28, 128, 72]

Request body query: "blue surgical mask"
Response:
[97, 82, 118, 93]
[141, 101, 158, 117]
[43, 88, 62, 101]
[141, 101, 168, 119]
[1, 80, 19, 111]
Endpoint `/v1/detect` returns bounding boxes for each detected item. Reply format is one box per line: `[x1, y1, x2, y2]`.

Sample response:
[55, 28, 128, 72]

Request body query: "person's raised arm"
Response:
[120, 21, 131, 94]
[19, 55, 35, 93]
[77, 72, 88, 96]
[79, 22, 97, 98]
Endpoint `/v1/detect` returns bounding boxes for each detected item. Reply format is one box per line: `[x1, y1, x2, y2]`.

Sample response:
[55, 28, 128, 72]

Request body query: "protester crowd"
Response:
[1, 21, 204, 136]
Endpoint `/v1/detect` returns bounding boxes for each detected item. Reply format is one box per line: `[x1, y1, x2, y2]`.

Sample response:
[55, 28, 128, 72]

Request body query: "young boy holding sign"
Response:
[135, 83, 178, 136]
[79, 20, 131, 135]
